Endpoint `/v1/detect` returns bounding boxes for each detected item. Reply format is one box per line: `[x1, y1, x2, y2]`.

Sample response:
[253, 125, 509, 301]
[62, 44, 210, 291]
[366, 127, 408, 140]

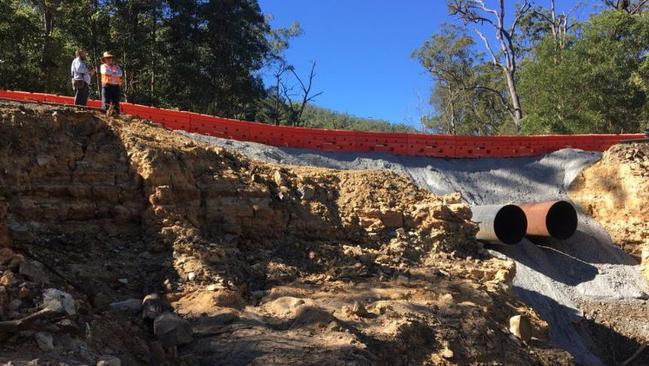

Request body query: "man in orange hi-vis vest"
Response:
[100, 51, 123, 115]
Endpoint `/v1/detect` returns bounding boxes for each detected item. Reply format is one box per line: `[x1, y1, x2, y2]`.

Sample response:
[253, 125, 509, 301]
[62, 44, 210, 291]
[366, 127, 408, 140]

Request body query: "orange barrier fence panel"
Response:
[407, 134, 455, 157]
[1, 90, 645, 158]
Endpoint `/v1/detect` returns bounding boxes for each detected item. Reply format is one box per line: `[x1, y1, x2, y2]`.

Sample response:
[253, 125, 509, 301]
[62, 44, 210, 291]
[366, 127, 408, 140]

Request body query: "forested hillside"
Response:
[1, 0, 649, 135]
[414, 0, 649, 135]
[0, 0, 413, 132]
[301, 105, 415, 132]
[0, 1, 277, 118]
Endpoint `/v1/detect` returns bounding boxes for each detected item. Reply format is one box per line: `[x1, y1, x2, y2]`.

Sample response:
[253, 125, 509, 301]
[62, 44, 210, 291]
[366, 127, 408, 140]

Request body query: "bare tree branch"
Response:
[509, 0, 531, 35]
[475, 29, 500, 66]
[631, 0, 649, 13]
[288, 61, 323, 125]
[449, 0, 531, 130]
[473, 85, 515, 117]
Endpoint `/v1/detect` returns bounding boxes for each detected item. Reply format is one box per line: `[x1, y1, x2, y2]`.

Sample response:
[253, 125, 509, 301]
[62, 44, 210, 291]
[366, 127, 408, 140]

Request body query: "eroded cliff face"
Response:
[0, 102, 571, 365]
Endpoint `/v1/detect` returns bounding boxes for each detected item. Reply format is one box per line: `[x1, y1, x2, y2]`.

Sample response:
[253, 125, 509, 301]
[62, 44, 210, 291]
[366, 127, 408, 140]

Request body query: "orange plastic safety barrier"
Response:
[0, 90, 643, 158]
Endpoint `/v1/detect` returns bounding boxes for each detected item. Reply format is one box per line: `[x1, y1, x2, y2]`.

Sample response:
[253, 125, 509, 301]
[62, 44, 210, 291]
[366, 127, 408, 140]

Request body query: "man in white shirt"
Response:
[70, 49, 94, 106]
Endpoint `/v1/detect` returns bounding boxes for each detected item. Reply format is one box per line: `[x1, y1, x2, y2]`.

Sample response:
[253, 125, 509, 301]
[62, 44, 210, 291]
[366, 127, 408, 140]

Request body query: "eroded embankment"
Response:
[0, 102, 572, 365]
[570, 142, 649, 281]
[568, 141, 649, 365]
[184, 132, 649, 366]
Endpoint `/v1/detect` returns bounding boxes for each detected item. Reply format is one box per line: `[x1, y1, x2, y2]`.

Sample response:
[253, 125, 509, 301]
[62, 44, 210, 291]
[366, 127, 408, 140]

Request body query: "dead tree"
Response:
[449, 0, 532, 131]
[602, 0, 648, 14]
[534, 0, 579, 50]
[270, 62, 291, 125]
[281, 61, 322, 127]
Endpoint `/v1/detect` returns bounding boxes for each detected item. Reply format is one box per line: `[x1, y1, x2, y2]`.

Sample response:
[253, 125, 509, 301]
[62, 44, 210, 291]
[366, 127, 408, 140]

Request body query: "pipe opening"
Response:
[494, 205, 528, 244]
[546, 201, 578, 239]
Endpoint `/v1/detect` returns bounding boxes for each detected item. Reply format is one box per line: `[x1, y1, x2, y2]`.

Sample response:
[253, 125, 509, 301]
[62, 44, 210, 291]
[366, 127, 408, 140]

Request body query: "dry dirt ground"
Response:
[0, 102, 572, 365]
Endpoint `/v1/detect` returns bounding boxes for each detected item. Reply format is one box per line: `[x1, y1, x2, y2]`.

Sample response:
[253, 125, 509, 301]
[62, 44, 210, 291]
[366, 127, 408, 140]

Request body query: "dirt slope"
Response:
[0, 101, 571, 365]
[569, 141, 649, 282]
[568, 141, 649, 365]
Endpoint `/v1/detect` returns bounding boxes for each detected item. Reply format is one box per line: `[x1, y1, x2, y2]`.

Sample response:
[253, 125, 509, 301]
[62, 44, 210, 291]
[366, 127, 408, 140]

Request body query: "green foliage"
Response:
[413, 24, 511, 135]
[299, 105, 415, 132]
[520, 11, 649, 134]
[0, 0, 411, 133]
[0, 0, 275, 120]
[416, 5, 649, 135]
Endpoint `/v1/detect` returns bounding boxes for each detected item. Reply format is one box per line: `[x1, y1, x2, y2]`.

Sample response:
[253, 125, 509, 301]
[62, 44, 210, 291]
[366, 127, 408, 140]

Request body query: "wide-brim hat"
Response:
[101, 51, 114, 61]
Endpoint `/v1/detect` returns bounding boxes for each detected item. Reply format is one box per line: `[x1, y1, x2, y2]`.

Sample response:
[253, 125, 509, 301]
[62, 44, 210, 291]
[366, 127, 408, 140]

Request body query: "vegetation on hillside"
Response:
[300, 105, 415, 132]
[1, 0, 649, 134]
[414, 0, 649, 135]
[0, 0, 410, 132]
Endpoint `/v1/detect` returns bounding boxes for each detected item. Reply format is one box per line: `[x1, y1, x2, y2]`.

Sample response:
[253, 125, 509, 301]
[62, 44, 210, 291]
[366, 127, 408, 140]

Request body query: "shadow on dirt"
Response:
[497, 240, 599, 287]
[515, 288, 648, 366]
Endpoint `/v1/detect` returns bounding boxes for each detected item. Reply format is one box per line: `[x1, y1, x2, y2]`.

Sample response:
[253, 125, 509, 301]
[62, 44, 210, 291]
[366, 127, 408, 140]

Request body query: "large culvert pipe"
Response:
[471, 204, 528, 245]
[519, 200, 578, 240]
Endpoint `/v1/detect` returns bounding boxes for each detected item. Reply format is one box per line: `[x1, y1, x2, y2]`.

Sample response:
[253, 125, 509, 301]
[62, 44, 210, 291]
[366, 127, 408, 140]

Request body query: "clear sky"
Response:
[258, 0, 599, 129]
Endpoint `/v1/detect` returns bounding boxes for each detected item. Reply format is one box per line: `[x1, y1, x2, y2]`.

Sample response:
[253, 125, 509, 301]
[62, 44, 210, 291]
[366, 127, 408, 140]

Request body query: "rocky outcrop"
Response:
[570, 142, 649, 283]
[0, 101, 571, 365]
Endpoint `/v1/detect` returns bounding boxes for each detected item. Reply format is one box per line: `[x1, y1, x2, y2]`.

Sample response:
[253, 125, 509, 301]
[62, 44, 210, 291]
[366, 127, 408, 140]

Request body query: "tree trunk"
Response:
[449, 91, 457, 135]
[504, 67, 522, 129]
[41, 3, 54, 90]
[90, 0, 102, 97]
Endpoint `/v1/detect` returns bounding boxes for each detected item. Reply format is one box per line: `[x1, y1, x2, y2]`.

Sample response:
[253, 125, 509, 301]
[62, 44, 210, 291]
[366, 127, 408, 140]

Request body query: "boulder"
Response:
[379, 210, 404, 228]
[0, 271, 17, 287]
[440, 347, 454, 359]
[153, 312, 193, 347]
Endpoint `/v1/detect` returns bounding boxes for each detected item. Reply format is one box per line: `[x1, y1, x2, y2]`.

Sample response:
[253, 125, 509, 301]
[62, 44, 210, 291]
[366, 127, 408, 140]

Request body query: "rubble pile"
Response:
[0, 102, 571, 365]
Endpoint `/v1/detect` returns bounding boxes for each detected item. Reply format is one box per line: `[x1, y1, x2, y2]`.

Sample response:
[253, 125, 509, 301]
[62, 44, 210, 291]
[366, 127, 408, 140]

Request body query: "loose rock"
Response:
[19, 260, 50, 284]
[142, 293, 164, 320]
[509, 314, 532, 342]
[42, 288, 76, 315]
[34, 332, 54, 352]
[96, 355, 121, 366]
[153, 312, 193, 347]
[110, 298, 142, 315]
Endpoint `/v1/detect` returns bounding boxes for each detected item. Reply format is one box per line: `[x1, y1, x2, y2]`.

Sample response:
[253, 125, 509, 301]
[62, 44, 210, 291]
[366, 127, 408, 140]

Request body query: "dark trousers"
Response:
[102, 84, 121, 114]
[73, 82, 89, 106]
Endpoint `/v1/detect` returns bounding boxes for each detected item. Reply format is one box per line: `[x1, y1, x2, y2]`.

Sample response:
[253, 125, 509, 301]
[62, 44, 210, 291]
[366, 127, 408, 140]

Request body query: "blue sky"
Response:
[258, 0, 600, 128]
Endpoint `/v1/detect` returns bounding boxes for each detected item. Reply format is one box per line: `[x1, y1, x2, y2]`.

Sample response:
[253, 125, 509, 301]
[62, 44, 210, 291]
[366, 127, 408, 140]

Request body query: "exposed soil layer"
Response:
[0, 101, 571, 365]
[569, 141, 649, 282]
